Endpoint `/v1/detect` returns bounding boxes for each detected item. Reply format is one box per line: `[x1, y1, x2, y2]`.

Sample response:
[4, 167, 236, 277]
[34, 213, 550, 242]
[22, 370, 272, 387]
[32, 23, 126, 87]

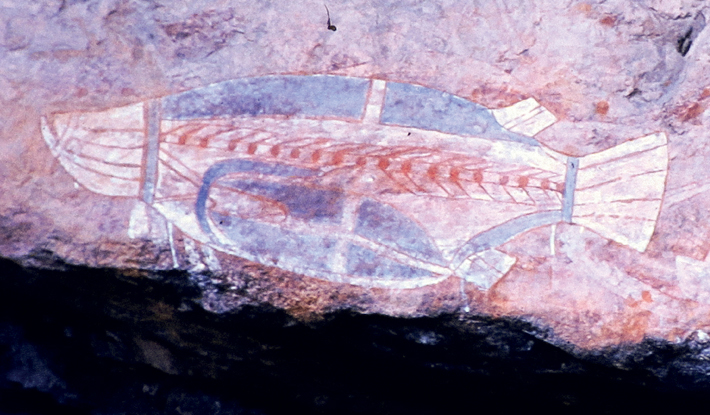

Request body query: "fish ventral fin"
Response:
[457, 249, 516, 290]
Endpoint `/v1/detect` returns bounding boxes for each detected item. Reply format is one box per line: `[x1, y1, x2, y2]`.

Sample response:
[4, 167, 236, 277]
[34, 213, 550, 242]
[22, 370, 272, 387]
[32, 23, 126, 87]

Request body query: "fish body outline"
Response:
[41, 75, 668, 289]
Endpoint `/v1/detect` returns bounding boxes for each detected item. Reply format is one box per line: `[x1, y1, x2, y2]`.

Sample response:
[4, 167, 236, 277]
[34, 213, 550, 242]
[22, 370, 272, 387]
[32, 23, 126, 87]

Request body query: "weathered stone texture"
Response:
[4, 1, 710, 410]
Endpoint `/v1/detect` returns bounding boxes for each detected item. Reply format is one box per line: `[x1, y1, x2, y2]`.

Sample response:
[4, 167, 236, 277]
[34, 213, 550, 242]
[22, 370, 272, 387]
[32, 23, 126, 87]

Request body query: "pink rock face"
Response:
[4, 0, 710, 350]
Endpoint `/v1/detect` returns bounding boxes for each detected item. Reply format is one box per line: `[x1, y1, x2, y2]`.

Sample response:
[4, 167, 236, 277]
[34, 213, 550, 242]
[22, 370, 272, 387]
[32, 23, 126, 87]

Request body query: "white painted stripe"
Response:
[363, 79, 387, 124]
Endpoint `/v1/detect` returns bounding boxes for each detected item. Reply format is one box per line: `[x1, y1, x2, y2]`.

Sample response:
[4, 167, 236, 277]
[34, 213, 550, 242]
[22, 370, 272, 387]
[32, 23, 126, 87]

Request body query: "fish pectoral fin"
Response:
[490, 98, 557, 137]
[456, 249, 516, 290]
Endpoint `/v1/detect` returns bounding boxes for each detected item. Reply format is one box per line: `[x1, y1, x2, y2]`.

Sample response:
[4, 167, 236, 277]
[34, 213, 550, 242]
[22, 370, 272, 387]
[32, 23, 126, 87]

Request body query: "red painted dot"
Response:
[540, 179, 550, 189]
[311, 150, 321, 163]
[401, 160, 412, 175]
[356, 157, 367, 167]
[199, 137, 209, 148]
[270, 145, 280, 157]
[427, 165, 437, 180]
[332, 151, 346, 165]
[290, 148, 300, 158]
[449, 168, 460, 183]
[599, 15, 616, 27]
[595, 101, 610, 116]
[682, 102, 705, 122]
[228, 140, 238, 151]
[518, 176, 529, 188]
[247, 143, 258, 155]
[378, 158, 390, 170]
[499, 175, 509, 185]
[473, 170, 483, 183]
[178, 135, 189, 145]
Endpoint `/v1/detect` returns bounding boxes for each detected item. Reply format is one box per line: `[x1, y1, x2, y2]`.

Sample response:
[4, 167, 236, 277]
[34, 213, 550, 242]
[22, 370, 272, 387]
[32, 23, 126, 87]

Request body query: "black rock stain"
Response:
[325, 5, 337, 31]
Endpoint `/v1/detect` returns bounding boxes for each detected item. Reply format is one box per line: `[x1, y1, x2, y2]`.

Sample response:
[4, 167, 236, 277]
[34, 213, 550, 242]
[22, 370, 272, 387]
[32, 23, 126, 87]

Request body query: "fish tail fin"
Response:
[571, 132, 668, 252]
[41, 103, 147, 198]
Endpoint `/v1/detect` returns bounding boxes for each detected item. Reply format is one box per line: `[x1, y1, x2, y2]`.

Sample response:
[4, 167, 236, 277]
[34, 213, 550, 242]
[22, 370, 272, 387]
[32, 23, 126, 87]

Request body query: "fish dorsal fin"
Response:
[490, 98, 557, 137]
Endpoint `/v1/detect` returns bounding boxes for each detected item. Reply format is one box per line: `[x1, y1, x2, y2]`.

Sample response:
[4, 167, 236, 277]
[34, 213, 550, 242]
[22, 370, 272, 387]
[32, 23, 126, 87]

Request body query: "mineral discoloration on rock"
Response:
[3, 0, 710, 351]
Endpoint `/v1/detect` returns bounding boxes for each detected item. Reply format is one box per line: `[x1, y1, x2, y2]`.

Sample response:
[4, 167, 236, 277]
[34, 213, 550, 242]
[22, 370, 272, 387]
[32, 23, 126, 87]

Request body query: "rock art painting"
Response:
[40, 74, 668, 291]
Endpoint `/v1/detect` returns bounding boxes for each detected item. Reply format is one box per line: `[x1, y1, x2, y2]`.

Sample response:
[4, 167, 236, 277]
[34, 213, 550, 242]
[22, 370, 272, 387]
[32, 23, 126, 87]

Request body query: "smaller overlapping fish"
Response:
[41, 75, 668, 289]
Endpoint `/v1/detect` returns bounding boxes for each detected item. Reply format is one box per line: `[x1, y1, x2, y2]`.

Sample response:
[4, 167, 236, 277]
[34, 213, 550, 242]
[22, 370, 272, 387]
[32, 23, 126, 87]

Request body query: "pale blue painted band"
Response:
[562, 157, 579, 223]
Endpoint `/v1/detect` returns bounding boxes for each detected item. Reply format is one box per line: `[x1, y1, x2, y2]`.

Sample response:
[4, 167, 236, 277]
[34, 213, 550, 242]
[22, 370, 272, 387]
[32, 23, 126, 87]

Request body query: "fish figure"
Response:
[40, 75, 668, 289]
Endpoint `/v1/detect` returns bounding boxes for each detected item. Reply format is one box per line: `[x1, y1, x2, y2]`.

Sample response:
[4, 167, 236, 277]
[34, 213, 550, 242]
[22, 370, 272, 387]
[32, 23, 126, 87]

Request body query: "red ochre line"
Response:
[158, 151, 204, 187]
[379, 167, 424, 195]
[499, 182, 516, 202]
[472, 254, 507, 276]
[194, 126, 254, 148]
[85, 128, 144, 134]
[573, 213, 656, 222]
[574, 197, 662, 206]
[575, 176, 623, 191]
[553, 190, 563, 203]
[503, 106, 545, 131]
[60, 155, 141, 183]
[152, 193, 201, 204]
[173, 123, 248, 147]
[163, 123, 269, 144]
[160, 122, 216, 137]
[448, 168, 471, 194]
[517, 186, 535, 205]
[177, 125, 211, 145]
[227, 131, 262, 150]
[157, 162, 202, 191]
[578, 143, 667, 170]
[537, 187, 557, 203]
[629, 169, 666, 178]
[164, 119, 237, 134]
[62, 146, 142, 169]
[58, 150, 141, 179]
[575, 169, 667, 192]
[67, 135, 145, 150]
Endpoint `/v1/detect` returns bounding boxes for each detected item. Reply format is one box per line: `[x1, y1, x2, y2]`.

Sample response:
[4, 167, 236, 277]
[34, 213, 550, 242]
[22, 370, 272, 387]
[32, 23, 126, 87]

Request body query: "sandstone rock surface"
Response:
[4, 0, 710, 411]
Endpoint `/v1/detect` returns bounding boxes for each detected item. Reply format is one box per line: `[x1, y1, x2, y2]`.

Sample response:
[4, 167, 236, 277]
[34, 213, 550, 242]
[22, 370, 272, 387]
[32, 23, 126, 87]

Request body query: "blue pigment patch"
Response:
[452, 210, 561, 267]
[354, 199, 445, 265]
[562, 157, 579, 223]
[346, 244, 433, 280]
[381, 82, 539, 146]
[212, 212, 336, 272]
[221, 180, 344, 223]
[196, 159, 318, 237]
[141, 100, 161, 204]
[163, 75, 369, 120]
[203, 159, 317, 181]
